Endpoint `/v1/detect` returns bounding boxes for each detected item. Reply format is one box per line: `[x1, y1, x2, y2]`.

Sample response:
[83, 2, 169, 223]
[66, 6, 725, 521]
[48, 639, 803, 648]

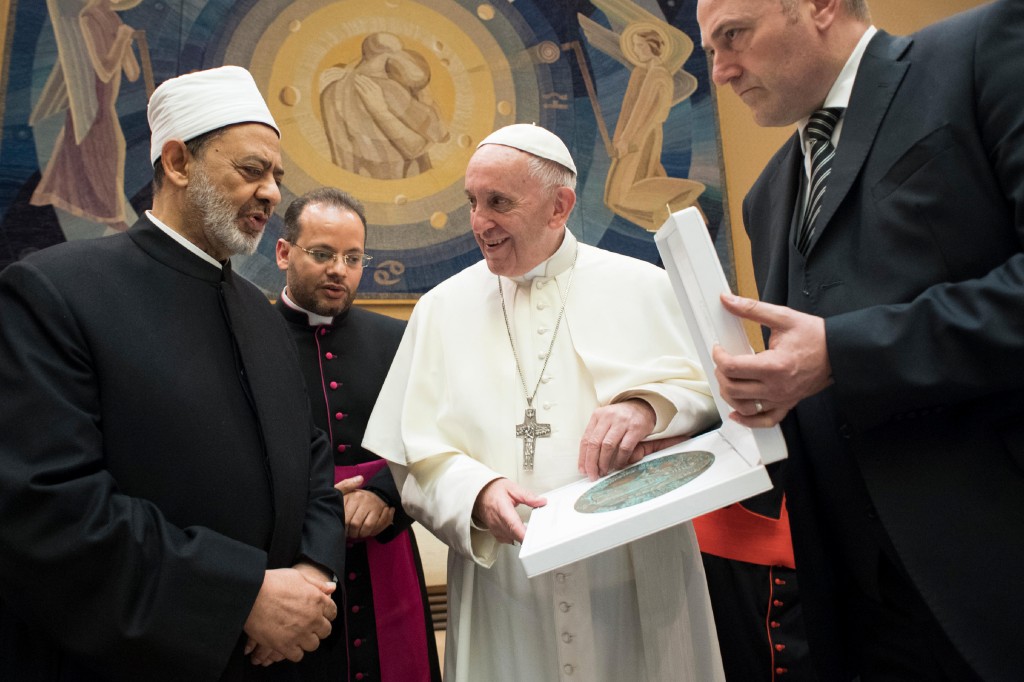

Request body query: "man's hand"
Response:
[471, 478, 546, 544]
[578, 399, 657, 480]
[712, 294, 833, 427]
[242, 567, 337, 663]
[335, 475, 395, 539]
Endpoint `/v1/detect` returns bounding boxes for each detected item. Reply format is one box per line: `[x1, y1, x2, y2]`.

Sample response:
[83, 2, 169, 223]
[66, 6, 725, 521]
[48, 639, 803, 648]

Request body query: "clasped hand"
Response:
[336, 475, 395, 539]
[243, 563, 337, 666]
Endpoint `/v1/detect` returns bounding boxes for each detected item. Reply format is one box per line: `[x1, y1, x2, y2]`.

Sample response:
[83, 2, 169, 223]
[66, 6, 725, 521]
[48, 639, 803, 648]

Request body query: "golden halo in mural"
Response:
[231, 0, 518, 236]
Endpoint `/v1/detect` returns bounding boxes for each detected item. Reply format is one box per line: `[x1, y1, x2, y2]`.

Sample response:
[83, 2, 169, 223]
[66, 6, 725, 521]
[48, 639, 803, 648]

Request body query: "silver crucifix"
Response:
[515, 407, 551, 470]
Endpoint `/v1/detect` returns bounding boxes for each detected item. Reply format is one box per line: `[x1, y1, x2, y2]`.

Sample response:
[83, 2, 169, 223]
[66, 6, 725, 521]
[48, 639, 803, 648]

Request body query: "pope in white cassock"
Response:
[363, 124, 725, 681]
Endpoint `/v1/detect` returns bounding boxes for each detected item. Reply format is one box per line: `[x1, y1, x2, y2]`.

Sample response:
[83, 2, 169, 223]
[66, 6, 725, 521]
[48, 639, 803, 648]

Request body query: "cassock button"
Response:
[355, 674, 364, 680]
[776, 667, 788, 675]
[562, 632, 573, 643]
[353, 638, 363, 647]
[351, 605, 361, 614]
[541, 375, 552, 383]
[325, 352, 334, 360]
[330, 381, 339, 390]
[775, 643, 786, 651]
[538, 327, 549, 335]
[770, 621, 781, 629]
[338, 444, 348, 453]
[335, 412, 346, 420]
[559, 601, 572, 613]
[773, 599, 784, 607]
[537, 352, 547, 360]
[774, 578, 786, 585]
[555, 572, 566, 583]
[563, 664, 574, 675]
[537, 302, 548, 310]
[348, 572, 357, 581]
[319, 328, 327, 336]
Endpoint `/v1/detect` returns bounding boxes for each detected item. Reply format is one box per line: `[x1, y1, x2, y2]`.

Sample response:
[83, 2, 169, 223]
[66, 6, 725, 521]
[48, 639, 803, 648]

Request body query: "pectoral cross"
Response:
[516, 407, 551, 471]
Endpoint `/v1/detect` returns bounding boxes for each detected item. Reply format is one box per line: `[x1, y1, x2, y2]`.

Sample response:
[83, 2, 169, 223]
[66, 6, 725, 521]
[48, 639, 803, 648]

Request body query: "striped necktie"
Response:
[796, 107, 844, 255]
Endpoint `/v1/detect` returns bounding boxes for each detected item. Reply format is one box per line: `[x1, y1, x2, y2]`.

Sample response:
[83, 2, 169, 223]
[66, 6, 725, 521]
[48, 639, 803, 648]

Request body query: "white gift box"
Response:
[518, 207, 787, 578]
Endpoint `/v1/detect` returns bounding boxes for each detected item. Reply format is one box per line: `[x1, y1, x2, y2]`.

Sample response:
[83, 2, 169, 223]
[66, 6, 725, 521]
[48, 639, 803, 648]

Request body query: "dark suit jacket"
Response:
[0, 219, 346, 681]
[742, 3, 1024, 680]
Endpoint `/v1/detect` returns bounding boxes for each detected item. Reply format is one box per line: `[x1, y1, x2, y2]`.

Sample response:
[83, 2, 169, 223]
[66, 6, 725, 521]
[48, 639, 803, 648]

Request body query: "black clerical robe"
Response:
[0, 218, 346, 681]
[277, 301, 441, 682]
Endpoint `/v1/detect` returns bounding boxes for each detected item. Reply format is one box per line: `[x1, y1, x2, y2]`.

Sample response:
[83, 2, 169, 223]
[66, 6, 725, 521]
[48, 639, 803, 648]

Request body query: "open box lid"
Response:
[517, 208, 787, 578]
[655, 207, 787, 466]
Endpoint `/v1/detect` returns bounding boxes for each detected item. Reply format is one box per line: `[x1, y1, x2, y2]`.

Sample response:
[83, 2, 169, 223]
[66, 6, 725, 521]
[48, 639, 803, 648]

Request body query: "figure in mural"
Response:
[319, 32, 449, 180]
[579, 0, 706, 232]
[29, 0, 143, 233]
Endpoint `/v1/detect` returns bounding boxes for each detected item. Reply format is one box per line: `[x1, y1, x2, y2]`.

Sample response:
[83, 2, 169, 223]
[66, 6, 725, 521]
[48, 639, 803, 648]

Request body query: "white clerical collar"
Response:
[280, 288, 334, 326]
[146, 210, 222, 269]
[512, 228, 578, 284]
[798, 25, 877, 148]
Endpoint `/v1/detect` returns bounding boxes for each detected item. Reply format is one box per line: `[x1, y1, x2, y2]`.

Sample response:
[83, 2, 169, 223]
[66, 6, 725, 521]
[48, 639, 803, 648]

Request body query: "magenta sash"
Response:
[335, 461, 434, 681]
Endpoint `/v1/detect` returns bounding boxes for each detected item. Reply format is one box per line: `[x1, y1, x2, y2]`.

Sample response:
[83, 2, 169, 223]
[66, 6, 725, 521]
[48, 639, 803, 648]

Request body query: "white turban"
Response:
[147, 65, 280, 164]
[477, 123, 576, 175]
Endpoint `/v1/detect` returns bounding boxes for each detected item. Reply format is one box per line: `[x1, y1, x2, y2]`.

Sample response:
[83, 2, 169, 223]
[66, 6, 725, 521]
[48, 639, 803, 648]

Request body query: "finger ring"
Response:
[754, 400, 765, 414]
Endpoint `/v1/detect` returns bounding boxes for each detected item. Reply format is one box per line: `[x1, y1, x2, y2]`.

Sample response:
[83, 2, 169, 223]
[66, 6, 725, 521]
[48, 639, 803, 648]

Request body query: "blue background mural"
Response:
[0, 0, 730, 298]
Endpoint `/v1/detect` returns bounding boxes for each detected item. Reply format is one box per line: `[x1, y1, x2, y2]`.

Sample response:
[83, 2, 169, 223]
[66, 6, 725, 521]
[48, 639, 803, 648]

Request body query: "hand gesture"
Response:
[471, 478, 546, 544]
[712, 294, 833, 427]
[577, 399, 657, 480]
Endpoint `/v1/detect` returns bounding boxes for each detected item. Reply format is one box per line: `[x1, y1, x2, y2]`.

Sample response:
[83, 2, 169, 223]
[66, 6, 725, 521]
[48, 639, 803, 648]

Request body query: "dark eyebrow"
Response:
[238, 154, 285, 181]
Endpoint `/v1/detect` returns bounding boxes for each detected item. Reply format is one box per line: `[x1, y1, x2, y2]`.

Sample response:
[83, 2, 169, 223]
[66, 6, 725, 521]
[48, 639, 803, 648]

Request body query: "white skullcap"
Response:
[477, 123, 576, 175]
[147, 65, 280, 164]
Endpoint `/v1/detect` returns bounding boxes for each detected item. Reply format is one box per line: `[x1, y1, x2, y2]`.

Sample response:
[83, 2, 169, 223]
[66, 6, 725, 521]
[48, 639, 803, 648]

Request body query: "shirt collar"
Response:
[145, 209, 223, 269]
[798, 25, 878, 145]
[280, 287, 335, 327]
[511, 228, 578, 285]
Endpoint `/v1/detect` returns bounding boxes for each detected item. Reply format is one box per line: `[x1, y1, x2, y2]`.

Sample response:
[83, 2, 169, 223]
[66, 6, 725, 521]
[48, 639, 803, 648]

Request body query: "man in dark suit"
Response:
[698, 0, 1024, 680]
[275, 187, 441, 682]
[0, 65, 346, 680]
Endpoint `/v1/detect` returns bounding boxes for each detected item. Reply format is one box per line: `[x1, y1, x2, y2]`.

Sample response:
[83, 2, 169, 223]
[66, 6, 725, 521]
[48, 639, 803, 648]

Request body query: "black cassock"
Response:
[0, 219, 345, 681]
[278, 301, 441, 682]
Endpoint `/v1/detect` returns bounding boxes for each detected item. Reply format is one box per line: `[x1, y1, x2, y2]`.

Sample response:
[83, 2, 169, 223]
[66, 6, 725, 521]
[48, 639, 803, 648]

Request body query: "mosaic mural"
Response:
[0, 0, 731, 298]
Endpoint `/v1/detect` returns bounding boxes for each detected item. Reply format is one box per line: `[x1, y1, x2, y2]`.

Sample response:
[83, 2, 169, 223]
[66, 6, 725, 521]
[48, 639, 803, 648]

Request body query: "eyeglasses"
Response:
[290, 242, 373, 268]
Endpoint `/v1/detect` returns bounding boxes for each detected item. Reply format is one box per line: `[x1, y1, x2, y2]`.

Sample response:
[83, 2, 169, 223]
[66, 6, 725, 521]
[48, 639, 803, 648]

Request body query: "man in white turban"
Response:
[364, 123, 726, 681]
[0, 65, 347, 681]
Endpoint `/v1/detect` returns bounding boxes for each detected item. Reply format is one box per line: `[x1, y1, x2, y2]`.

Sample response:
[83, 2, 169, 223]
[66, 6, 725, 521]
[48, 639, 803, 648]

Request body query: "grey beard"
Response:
[188, 175, 262, 258]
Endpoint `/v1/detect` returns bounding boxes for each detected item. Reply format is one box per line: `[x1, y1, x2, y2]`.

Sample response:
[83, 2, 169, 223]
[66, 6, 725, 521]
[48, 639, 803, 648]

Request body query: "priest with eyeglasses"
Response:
[275, 187, 441, 682]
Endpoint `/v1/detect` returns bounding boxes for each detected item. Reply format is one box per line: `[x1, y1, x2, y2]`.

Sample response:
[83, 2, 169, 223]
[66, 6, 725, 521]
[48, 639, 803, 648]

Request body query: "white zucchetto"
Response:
[477, 123, 577, 175]
[147, 65, 280, 165]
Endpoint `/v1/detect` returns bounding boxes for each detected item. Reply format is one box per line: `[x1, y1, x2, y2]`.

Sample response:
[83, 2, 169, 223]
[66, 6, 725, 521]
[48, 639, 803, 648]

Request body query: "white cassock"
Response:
[364, 230, 725, 682]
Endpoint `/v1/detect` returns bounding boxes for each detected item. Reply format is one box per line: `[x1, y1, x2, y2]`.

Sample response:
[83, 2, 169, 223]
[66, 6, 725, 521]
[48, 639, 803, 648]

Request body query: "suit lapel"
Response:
[761, 135, 803, 305]
[806, 31, 912, 255]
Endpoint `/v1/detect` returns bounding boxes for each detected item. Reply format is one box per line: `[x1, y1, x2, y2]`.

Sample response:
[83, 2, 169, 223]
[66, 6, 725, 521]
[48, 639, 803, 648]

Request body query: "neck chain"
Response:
[498, 245, 578, 470]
